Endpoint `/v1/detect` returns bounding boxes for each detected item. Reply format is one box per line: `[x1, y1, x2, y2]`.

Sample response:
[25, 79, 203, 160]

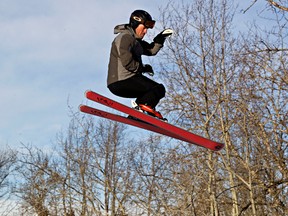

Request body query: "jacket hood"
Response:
[113, 24, 143, 39]
[114, 24, 132, 34]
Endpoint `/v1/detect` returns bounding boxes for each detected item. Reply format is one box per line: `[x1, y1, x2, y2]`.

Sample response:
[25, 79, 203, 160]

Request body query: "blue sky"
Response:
[0, 0, 266, 149]
[0, 0, 171, 148]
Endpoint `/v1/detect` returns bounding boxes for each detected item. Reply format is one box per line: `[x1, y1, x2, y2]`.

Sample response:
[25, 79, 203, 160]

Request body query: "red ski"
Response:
[80, 105, 192, 143]
[81, 90, 224, 151]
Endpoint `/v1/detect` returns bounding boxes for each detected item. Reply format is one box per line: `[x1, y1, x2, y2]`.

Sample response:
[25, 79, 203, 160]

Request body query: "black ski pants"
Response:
[108, 74, 165, 108]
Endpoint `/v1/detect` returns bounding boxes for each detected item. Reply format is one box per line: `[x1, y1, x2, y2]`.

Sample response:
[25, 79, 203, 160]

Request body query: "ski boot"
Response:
[138, 104, 168, 122]
[130, 101, 167, 121]
[127, 101, 145, 122]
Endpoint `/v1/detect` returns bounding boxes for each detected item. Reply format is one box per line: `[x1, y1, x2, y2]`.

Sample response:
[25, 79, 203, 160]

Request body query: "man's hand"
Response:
[142, 64, 154, 76]
[153, 28, 174, 45]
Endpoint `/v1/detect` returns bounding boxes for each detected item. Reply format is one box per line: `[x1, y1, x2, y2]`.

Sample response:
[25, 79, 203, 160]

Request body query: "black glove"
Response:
[142, 64, 154, 76]
[153, 28, 173, 45]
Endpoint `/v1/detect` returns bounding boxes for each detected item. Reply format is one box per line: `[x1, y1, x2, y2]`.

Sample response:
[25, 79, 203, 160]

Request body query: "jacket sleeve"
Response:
[118, 34, 141, 73]
[140, 40, 163, 56]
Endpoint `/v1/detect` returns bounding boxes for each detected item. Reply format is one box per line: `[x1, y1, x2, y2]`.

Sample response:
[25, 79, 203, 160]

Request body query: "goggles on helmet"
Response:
[144, 20, 155, 28]
[132, 16, 155, 29]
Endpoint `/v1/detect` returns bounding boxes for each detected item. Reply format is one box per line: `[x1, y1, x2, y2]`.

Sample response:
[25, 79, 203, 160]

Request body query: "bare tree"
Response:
[127, 135, 169, 215]
[15, 145, 56, 216]
[0, 148, 17, 197]
[153, 0, 287, 215]
[243, 0, 288, 13]
[15, 114, 136, 216]
[10, 0, 287, 215]
[54, 116, 133, 215]
[158, 0, 240, 215]
[0, 148, 17, 215]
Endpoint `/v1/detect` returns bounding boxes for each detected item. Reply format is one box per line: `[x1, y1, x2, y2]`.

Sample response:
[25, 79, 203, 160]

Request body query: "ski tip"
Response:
[84, 89, 93, 96]
[79, 104, 87, 112]
[214, 143, 225, 151]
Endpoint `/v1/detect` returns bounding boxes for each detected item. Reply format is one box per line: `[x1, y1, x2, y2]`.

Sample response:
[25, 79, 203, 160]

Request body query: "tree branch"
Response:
[267, 0, 288, 12]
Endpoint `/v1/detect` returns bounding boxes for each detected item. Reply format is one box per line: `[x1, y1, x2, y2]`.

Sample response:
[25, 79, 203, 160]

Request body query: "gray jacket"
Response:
[107, 24, 163, 86]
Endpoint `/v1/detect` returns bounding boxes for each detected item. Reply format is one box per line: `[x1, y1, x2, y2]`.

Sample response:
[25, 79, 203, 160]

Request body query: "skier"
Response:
[107, 9, 172, 119]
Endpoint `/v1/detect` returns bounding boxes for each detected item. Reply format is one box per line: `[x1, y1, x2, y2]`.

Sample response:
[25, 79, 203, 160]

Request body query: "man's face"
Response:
[135, 24, 148, 39]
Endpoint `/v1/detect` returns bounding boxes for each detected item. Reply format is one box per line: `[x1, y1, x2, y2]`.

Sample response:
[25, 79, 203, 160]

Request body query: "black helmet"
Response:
[129, 10, 155, 29]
